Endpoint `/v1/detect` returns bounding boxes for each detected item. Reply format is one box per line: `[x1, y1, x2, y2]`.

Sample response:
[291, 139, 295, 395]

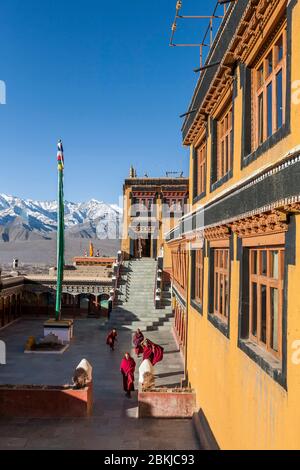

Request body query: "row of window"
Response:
[194, 25, 287, 198]
[132, 198, 185, 213]
[191, 244, 284, 360]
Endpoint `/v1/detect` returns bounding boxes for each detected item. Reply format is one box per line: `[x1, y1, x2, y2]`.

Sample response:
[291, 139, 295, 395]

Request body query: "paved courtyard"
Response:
[0, 318, 199, 450]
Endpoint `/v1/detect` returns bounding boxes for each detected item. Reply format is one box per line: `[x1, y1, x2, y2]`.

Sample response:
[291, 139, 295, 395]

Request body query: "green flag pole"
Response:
[55, 140, 65, 321]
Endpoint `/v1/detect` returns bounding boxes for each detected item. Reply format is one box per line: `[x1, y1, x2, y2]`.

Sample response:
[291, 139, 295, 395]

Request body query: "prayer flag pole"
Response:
[43, 140, 73, 343]
[55, 140, 65, 321]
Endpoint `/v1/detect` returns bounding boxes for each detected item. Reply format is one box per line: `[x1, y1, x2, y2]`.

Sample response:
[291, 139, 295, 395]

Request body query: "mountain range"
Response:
[0, 194, 122, 242]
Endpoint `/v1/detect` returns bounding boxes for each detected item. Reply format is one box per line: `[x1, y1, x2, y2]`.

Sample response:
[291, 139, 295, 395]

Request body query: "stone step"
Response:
[123, 307, 156, 310]
[128, 271, 155, 274]
[128, 281, 155, 284]
[114, 311, 172, 317]
[111, 315, 169, 321]
[129, 271, 156, 274]
[114, 307, 158, 311]
[129, 267, 156, 270]
[125, 295, 154, 298]
[125, 292, 154, 296]
[129, 269, 156, 272]
[129, 285, 155, 289]
[114, 319, 170, 324]
[105, 326, 149, 332]
[108, 321, 160, 327]
[127, 291, 154, 294]
[129, 266, 156, 269]
[103, 323, 172, 332]
[125, 295, 155, 298]
[127, 294, 154, 297]
[122, 308, 171, 312]
[109, 315, 168, 320]
[109, 320, 173, 327]
[123, 304, 156, 308]
[125, 298, 154, 301]
[113, 259, 169, 330]
[112, 309, 170, 314]
[106, 321, 164, 328]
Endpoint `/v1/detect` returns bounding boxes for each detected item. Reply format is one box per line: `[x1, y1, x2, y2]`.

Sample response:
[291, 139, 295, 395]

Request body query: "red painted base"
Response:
[0, 382, 93, 418]
[138, 390, 196, 418]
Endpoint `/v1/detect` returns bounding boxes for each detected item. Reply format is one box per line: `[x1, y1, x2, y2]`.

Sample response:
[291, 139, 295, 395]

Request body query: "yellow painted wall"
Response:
[172, 1, 300, 449]
[121, 186, 131, 259]
[186, 216, 300, 449]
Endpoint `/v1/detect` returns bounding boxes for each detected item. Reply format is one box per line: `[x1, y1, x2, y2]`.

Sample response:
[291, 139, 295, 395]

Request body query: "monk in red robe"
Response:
[106, 328, 117, 351]
[120, 352, 136, 397]
[142, 339, 164, 366]
[133, 328, 144, 356]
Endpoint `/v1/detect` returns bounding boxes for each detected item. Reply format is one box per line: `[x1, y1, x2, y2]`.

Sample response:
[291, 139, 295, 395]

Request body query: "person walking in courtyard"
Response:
[133, 328, 144, 356]
[106, 328, 117, 351]
[142, 338, 164, 365]
[120, 352, 136, 398]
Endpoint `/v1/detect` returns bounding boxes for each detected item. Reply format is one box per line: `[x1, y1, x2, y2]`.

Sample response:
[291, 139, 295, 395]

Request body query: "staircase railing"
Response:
[125, 262, 132, 302]
[110, 251, 123, 309]
[154, 256, 163, 309]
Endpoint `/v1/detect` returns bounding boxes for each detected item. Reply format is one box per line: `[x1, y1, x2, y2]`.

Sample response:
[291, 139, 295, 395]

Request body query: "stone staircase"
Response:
[104, 259, 173, 332]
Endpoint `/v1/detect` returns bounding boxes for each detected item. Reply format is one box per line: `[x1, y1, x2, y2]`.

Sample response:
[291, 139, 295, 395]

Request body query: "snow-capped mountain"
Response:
[0, 194, 122, 242]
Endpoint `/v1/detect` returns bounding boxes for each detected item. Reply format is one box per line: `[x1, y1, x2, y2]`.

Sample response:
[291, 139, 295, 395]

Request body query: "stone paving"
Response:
[0, 318, 199, 450]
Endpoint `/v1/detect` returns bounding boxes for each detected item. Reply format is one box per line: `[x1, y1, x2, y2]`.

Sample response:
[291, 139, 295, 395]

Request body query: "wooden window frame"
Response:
[171, 246, 188, 292]
[217, 104, 233, 181]
[253, 25, 287, 150]
[213, 247, 230, 323]
[194, 249, 204, 305]
[249, 246, 284, 360]
[174, 300, 186, 349]
[196, 140, 207, 196]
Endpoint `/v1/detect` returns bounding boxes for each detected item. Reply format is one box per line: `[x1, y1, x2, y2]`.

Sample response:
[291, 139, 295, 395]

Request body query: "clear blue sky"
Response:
[0, 0, 219, 204]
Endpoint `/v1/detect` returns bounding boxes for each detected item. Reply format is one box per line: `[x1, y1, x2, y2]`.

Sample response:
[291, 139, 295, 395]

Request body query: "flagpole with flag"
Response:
[55, 140, 65, 321]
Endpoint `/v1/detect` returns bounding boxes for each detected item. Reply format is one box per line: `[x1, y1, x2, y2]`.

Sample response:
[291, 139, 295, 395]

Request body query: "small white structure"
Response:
[76, 359, 93, 382]
[139, 359, 154, 385]
[72, 359, 93, 389]
[43, 319, 74, 344]
[74, 358, 93, 385]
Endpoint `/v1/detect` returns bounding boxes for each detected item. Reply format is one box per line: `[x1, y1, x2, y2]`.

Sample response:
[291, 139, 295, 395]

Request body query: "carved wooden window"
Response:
[253, 27, 287, 148]
[175, 302, 186, 348]
[213, 248, 230, 321]
[171, 247, 188, 292]
[249, 247, 284, 358]
[217, 105, 232, 181]
[196, 140, 206, 196]
[194, 249, 204, 305]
